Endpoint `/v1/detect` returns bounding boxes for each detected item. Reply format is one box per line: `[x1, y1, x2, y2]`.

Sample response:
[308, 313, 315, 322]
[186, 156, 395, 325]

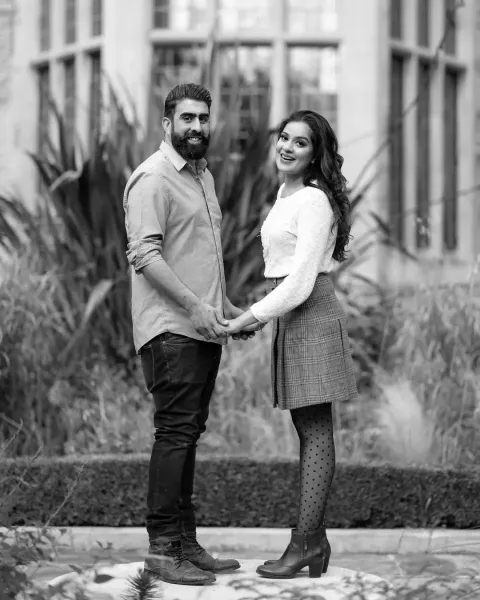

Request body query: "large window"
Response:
[39, 0, 51, 52]
[217, 0, 273, 32]
[89, 52, 102, 148]
[288, 47, 337, 130]
[389, 0, 464, 257]
[415, 61, 431, 249]
[65, 0, 77, 44]
[151, 46, 202, 96]
[153, 0, 207, 31]
[219, 46, 271, 151]
[91, 0, 103, 37]
[37, 66, 50, 155]
[286, 0, 337, 34]
[150, 0, 340, 144]
[63, 59, 76, 148]
[443, 68, 458, 251]
[389, 55, 405, 244]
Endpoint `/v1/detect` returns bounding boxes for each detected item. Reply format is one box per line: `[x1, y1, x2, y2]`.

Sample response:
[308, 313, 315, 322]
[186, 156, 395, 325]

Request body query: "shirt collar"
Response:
[160, 141, 208, 173]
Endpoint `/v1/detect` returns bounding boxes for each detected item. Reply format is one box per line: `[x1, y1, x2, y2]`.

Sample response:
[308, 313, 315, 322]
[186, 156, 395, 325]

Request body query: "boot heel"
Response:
[308, 557, 324, 578]
[322, 555, 329, 573]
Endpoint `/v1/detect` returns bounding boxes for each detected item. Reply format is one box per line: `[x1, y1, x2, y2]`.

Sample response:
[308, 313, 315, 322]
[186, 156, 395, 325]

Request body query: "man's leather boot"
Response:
[144, 538, 216, 585]
[181, 530, 241, 573]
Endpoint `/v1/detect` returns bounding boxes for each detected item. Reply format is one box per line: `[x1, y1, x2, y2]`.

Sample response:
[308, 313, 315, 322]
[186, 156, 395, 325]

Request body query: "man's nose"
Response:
[190, 117, 201, 130]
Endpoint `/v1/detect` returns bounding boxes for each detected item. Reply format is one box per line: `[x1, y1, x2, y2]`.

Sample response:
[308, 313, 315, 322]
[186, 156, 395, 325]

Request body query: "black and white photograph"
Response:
[1, 1, 480, 599]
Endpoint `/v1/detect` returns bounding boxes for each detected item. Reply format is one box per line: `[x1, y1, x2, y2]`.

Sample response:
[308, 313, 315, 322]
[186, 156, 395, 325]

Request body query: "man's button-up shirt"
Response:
[123, 141, 227, 352]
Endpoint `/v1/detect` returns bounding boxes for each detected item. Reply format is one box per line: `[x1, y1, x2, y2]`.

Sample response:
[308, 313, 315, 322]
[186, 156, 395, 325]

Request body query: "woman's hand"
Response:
[224, 318, 247, 336]
[240, 321, 265, 333]
[224, 309, 264, 337]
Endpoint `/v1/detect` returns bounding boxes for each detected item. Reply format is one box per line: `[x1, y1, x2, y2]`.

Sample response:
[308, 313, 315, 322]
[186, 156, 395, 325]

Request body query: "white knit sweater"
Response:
[250, 184, 337, 323]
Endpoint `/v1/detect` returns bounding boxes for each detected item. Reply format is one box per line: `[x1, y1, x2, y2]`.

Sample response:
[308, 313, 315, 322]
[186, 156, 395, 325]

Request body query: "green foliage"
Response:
[2, 454, 480, 529]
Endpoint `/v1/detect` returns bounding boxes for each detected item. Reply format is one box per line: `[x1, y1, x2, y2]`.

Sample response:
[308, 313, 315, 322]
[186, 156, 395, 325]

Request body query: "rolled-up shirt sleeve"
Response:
[125, 170, 169, 274]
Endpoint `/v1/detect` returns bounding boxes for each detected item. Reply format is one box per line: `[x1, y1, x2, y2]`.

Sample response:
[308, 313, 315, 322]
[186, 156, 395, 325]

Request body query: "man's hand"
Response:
[187, 301, 228, 341]
[224, 299, 255, 341]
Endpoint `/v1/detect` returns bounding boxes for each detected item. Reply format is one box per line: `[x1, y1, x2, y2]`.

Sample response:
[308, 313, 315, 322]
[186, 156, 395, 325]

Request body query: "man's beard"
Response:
[171, 127, 210, 161]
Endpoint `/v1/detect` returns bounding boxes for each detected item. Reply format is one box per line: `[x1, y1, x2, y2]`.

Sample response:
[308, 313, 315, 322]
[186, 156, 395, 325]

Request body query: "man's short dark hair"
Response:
[164, 83, 212, 120]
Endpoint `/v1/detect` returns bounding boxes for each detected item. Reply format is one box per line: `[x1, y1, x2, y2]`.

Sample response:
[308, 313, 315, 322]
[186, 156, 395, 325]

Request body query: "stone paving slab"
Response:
[47, 559, 391, 600]
[28, 548, 480, 590]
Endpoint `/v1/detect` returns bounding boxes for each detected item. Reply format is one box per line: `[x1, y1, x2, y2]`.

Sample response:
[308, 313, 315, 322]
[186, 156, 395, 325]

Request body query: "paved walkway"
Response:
[29, 547, 480, 598]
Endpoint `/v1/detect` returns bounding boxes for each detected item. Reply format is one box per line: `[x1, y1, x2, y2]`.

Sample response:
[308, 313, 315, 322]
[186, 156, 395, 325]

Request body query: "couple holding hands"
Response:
[123, 83, 357, 587]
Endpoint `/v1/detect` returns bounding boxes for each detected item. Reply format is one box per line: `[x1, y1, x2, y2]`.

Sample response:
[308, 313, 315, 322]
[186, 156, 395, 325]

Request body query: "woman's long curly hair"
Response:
[276, 110, 352, 262]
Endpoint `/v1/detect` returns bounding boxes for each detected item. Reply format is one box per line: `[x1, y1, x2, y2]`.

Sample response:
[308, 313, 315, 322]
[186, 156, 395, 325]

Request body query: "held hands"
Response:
[224, 302, 261, 340]
[188, 301, 229, 341]
[223, 304, 264, 339]
[188, 300, 263, 342]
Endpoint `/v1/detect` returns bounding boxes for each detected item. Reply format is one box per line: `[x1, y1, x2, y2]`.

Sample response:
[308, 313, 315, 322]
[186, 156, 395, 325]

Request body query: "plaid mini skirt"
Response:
[267, 273, 358, 410]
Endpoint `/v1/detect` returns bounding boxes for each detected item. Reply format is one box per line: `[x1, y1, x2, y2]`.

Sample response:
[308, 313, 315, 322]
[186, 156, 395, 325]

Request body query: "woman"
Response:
[224, 110, 358, 580]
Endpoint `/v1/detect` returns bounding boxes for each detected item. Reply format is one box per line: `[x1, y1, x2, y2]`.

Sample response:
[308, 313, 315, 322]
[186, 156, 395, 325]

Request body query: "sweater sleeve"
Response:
[250, 189, 334, 323]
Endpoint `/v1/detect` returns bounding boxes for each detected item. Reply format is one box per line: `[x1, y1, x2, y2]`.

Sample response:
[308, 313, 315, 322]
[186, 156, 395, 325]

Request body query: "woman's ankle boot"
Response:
[263, 522, 330, 573]
[256, 527, 329, 579]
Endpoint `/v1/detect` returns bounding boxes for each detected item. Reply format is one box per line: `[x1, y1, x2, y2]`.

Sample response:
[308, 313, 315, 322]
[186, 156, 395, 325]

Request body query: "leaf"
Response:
[49, 169, 83, 193]
[68, 563, 85, 574]
[80, 279, 114, 329]
[94, 573, 115, 583]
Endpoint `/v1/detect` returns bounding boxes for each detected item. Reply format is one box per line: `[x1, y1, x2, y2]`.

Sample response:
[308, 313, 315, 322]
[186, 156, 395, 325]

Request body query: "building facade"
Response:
[1, 0, 479, 286]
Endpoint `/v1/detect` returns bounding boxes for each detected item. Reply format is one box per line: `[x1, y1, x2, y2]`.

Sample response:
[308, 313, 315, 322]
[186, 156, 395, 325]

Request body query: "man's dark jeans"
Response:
[140, 332, 222, 542]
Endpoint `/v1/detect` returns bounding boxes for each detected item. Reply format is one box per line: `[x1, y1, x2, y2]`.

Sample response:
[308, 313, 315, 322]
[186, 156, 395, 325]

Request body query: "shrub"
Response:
[2, 455, 480, 529]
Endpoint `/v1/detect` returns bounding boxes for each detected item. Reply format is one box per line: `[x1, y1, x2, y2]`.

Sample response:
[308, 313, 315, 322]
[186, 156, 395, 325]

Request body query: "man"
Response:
[123, 83, 255, 586]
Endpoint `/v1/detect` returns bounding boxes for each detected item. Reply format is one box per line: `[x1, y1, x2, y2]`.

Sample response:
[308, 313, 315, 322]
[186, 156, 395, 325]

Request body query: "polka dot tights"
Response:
[291, 402, 335, 534]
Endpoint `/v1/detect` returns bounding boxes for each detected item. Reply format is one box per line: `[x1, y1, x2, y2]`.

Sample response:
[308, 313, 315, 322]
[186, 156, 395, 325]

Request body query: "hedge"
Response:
[2, 455, 480, 529]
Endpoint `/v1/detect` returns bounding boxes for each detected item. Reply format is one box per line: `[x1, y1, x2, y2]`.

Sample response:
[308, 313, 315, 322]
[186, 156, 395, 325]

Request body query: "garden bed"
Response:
[2, 455, 480, 529]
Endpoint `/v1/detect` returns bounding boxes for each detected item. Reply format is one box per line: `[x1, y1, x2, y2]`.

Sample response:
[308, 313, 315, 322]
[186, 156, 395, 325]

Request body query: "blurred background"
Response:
[0, 0, 479, 470]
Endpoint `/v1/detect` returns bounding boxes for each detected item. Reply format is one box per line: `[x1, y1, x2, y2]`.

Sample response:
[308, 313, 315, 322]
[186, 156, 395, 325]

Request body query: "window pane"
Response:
[151, 46, 202, 95]
[89, 52, 102, 148]
[150, 45, 203, 134]
[444, 0, 456, 55]
[92, 0, 103, 37]
[288, 47, 338, 131]
[65, 0, 76, 44]
[416, 61, 431, 249]
[37, 66, 50, 155]
[218, 46, 271, 151]
[389, 55, 404, 244]
[443, 68, 458, 250]
[153, 0, 208, 31]
[286, 0, 337, 34]
[40, 0, 51, 51]
[417, 0, 429, 47]
[390, 0, 402, 39]
[64, 59, 76, 148]
[218, 0, 274, 33]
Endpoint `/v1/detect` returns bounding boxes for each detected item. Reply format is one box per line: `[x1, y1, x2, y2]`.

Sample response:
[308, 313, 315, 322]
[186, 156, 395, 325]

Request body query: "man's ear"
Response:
[162, 117, 171, 136]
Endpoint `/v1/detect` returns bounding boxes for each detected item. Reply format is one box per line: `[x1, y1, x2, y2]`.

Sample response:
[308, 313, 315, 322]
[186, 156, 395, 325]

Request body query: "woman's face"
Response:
[275, 121, 314, 176]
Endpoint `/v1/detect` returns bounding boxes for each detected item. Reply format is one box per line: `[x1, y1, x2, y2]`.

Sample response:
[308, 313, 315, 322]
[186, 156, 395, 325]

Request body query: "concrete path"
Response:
[14, 527, 480, 598]
[47, 560, 391, 600]
[29, 548, 480, 598]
